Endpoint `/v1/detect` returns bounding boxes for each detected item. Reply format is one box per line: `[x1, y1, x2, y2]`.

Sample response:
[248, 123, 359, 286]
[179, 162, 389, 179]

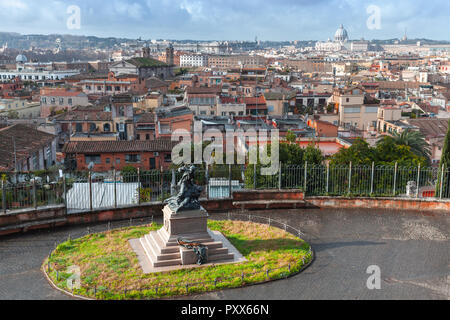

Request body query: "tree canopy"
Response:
[330, 137, 427, 167]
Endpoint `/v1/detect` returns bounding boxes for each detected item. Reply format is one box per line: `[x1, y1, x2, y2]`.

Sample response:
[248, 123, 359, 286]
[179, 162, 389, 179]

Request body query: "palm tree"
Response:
[378, 129, 431, 160]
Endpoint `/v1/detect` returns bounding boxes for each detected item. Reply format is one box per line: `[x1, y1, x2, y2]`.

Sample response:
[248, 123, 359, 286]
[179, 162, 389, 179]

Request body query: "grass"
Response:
[45, 221, 312, 300]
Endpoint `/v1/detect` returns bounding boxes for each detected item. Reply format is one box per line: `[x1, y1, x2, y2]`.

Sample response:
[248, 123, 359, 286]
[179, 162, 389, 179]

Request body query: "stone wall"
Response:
[0, 192, 448, 237]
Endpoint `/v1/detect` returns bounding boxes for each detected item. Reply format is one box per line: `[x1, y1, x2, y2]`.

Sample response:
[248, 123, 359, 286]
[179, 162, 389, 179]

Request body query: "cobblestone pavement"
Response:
[0, 208, 448, 300]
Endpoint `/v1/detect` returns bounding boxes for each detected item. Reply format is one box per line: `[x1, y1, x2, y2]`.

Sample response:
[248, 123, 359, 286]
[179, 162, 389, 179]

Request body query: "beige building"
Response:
[0, 98, 41, 119]
[331, 86, 379, 131]
[133, 93, 163, 111]
[377, 107, 403, 133]
[208, 55, 266, 69]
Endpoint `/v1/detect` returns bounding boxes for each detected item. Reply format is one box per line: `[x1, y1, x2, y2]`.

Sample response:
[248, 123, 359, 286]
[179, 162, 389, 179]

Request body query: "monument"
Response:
[130, 165, 244, 273]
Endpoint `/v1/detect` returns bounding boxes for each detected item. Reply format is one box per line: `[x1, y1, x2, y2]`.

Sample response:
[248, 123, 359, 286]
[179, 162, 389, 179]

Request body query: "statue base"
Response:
[130, 205, 244, 273]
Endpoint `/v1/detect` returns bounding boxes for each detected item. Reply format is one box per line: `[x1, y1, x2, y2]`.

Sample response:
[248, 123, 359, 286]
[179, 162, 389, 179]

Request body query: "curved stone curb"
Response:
[41, 259, 93, 301]
[42, 222, 316, 300]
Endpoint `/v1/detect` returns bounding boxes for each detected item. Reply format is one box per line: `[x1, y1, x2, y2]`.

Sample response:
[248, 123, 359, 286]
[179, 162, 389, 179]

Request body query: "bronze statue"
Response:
[165, 165, 203, 214]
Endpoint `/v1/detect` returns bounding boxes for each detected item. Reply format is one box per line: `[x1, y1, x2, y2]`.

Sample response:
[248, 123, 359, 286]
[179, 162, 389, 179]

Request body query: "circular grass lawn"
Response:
[44, 220, 313, 300]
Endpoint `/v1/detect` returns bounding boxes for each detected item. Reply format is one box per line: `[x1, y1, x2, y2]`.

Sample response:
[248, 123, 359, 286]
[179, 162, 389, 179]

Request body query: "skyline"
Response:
[0, 0, 449, 42]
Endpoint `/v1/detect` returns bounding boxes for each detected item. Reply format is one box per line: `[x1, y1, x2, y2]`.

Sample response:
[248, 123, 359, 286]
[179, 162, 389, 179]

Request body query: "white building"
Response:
[351, 41, 369, 52]
[0, 55, 80, 82]
[315, 24, 349, 52]
[180, 54, 209, 68]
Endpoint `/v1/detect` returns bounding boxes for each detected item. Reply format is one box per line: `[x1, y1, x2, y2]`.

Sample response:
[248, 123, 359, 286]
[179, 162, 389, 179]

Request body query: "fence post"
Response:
[1, 179, 6, 214]
[228, 164, 232, 199]
[137, 168, 141, 205]
[304, 162, 308, 195]
[278, 162, 282, 190]
[370, 162, 375, 195]
[62, 174, 67, 207]
[439, 165, 445, 199]
[89, 171, 93, 211]
[416, 164, 421, 199]
[171, 168, 176, 197]
[348, 162, 352, 195]
[113, 169, 117, 208]
[326, 162, 329, 194]
[393, 162, 398, 196]
[205, 165, 209, 200]
[253, 164, 257, 190]
[160, 167, 164, 200]
[32, 178, 37, 209]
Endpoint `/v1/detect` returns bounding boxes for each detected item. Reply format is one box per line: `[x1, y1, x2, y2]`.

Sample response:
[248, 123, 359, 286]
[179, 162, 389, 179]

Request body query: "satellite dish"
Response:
[88, 162, 95, 170]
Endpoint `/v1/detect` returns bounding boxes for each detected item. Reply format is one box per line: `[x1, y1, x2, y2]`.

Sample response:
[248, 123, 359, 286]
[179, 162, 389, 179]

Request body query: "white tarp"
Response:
[66, 182, 139, 211]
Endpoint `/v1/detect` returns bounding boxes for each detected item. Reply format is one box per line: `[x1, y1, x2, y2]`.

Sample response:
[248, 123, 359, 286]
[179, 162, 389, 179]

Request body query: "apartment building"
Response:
[180, 54, 209, 68]
[40, 88, 89, 118]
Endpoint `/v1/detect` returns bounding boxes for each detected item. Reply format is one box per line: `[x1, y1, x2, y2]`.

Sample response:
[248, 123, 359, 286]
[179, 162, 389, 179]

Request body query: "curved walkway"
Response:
[0, 208, 448, 300]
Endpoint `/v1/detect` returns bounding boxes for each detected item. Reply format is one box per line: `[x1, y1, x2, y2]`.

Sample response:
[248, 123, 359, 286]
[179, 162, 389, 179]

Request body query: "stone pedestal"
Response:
[163, 205, 209, 237]
[131, 205, 237, 273]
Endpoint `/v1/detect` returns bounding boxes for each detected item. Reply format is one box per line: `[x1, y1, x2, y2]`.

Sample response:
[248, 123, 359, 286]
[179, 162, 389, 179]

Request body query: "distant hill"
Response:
[0, 32, 448, 50]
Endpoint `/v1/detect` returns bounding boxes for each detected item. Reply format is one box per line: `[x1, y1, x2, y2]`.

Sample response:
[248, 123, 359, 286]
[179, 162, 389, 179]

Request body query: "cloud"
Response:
[0, 0, 447, 40]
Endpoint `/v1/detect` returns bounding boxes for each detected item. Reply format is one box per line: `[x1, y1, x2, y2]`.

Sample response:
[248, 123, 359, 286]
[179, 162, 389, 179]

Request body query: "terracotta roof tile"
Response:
[63, 139, 177, 154]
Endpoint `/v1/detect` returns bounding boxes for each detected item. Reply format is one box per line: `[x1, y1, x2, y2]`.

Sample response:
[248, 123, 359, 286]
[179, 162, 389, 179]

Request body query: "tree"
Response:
[7, 110, 19, 119]
[374, 136, 427, 167]
[331, 137, 427, 167]
[378, 129, 431, 162]
[304, 143, 324, 165]
[286, 130, 297, 144]
[330, 138, 376, 166]
[436, 120, 450, 197]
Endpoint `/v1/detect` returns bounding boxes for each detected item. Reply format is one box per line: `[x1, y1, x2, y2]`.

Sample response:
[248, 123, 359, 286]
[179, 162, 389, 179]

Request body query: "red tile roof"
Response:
[63, 139, 177, 154]
[0, 124, 56, 170]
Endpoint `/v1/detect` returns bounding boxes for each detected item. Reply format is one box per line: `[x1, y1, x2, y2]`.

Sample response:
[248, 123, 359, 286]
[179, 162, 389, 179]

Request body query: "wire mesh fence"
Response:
[1, 163, 449, 214]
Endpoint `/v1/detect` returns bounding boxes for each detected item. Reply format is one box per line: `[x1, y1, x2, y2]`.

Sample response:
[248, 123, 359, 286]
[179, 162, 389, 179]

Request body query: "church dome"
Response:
[334, 24, 348, 43]
[16, 54, 27, 63]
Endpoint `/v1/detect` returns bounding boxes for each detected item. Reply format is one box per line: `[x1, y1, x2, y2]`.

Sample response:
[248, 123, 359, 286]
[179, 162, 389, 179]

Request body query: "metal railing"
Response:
[1, 163, 449, 214]
[45, 212, 314, 300]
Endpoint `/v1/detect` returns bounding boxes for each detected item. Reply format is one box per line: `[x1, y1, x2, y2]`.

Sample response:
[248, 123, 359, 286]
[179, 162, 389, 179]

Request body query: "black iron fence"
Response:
[1, 163, 449, 214]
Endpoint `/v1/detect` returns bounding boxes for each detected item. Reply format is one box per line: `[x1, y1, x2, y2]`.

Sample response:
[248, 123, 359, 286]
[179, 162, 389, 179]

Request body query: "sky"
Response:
[0, 0, 449, 41]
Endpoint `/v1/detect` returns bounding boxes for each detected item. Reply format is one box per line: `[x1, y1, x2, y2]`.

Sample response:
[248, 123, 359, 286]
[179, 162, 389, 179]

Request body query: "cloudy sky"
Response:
[0, 0, 448, 41]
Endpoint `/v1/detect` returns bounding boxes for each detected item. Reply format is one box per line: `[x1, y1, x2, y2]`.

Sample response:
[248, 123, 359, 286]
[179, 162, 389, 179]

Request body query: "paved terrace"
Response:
[0, 207, 448, 300]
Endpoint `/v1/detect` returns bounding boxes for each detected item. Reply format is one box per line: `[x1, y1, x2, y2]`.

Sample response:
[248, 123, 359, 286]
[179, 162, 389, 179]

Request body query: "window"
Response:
[164, 153, 172, 162]
[126, 154, 141, 163]
[344, 107, 361, 113]
[85, 155, 101, 164]
[75, 123, 83, 132]
[365, 106, 378, 113]
[59, 98, 64, 105]
[115, 86, 121, 91]
[146, 134, 150, 140]
[346, 98, 350, 103]
[106, 86, 112, 91]
[116, 158, 121, 164]
[103, 123, 111, 132]
[106, 158, 111, 164]
[136, 134, 141, 140]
